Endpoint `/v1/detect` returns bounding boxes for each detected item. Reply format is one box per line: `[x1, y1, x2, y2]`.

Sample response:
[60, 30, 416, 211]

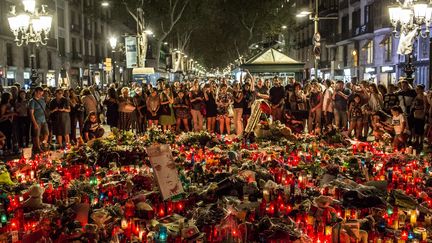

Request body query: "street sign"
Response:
[104, 58, 112, 72]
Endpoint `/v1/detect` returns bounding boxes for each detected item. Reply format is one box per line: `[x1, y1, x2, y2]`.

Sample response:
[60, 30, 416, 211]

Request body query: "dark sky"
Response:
[115, 0, 294, 68]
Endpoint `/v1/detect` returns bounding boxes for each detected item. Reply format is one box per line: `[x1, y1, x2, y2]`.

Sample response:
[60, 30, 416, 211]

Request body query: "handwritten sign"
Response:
[22, 148, 32, 159]
[146, 144, 184, 200]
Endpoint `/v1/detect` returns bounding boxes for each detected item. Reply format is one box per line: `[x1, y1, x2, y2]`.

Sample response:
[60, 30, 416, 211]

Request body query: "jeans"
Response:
[334, 109, 348, 130]
[191, 109, 203, 131]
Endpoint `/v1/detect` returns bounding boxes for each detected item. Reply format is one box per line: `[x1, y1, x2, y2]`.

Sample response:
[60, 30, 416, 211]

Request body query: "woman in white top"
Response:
[390, 106, 408, 150]
[80, 88, 98, 117]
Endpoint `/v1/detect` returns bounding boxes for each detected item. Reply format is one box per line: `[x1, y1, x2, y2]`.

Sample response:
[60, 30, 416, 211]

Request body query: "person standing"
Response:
[118, 87, 135, 131]
[232, 83, 244, 135]
[216, 84, 233, 135]
[69, 88, 84, 143]
[308, 82, 323, 134]
[269, 77, 285, 122]
[103, 87, 119, 130]
[146, 88, 161, 128]
[0, 92, 15, 153]
[391, 105, 409, 150]
[255, 79, 269, 100]
[383, 84, 399, 115]
[133, 87, 147, 134]
[81, 88, 98, 118]
[204, 84, 217, 133]
[322, 79, 334, 131]
[29, 87, 49, 153]
[242, 80, 255, 131]
[411, 84, 427, 146]
[49, 89, 71, 148]
[173, 90, 190, 133]
[189, 81, 204, 131]
[14, 90, 30, 148]
[333, 80, 351, 131]
[159, 86, 176, 131]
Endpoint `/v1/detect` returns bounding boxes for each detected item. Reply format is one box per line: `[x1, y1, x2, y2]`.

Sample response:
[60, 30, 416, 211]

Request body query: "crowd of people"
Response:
[0, 70, 431, 155]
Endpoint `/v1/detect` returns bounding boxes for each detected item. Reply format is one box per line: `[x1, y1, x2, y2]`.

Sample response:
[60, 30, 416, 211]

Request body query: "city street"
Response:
[0, 0, 432, 242]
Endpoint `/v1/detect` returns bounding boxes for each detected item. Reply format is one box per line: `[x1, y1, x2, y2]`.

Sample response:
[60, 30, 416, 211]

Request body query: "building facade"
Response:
[292, 0, 339, 80]
[0, 0, 120, 88]
[292, 0, 430, 88]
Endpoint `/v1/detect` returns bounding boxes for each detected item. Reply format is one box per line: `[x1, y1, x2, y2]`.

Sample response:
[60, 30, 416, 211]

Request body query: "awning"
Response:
[361, 39, 372, 50]
[132, 67, 155, 75]
[379, 34, 391, 46]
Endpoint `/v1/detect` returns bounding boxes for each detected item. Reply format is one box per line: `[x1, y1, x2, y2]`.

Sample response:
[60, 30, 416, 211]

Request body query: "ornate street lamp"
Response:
[8, 0, 52, 46]
[109, 37, 118, 83]
[389, 0, 432, 86]
[7, 0, 53, 87]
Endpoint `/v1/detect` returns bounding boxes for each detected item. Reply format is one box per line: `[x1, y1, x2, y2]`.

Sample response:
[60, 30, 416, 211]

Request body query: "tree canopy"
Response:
[115, 0, 295, 68]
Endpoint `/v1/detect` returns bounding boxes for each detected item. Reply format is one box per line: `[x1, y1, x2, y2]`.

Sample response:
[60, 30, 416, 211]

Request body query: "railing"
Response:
[339, 0, 349, 9]
[70, 24, 81, 34]
[352, 22, 374, 37]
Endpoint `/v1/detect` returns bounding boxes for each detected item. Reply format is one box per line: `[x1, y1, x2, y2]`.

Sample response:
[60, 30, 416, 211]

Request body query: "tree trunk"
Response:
[155, 39, 163, 71]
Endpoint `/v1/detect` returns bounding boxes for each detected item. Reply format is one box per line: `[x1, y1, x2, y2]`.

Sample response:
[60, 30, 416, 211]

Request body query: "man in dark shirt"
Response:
[269, 77, 285, 121]
[397, 80, 416, 115]
[333, 80, 351, 131]
[255, 79, 269, 100]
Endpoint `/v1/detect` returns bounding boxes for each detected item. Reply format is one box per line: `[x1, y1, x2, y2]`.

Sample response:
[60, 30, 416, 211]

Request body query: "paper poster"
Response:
[125, 36, 138, 68]
[23, 148, 32, 159]
[146, 144, 184, 200]
[50, 151, 64, 161]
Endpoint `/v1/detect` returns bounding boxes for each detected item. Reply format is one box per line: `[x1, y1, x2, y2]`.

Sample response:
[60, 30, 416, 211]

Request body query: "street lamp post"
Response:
[388, 1, 432, 88]
[7, 0, 52, 87]
[109, 37, 117, 84]
[296, 0, 337, 79]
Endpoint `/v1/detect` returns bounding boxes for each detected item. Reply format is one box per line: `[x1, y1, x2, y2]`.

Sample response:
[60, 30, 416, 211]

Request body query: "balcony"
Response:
[71, 52, 83, 61]
[84, 29, 92, 39]
[84, 55, 96, 64]
[339, 0, 348, 9]
[352, 22, 374, 37]
[70, 24, 81, 34]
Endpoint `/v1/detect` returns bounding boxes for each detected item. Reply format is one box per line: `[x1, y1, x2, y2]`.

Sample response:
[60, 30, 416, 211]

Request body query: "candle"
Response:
[425, 214, 432, 226]
[325, 226, 332, 236]
[121, 218, 128, 229]
[263, 189, 270, 202]
[410, 209, 417, 226]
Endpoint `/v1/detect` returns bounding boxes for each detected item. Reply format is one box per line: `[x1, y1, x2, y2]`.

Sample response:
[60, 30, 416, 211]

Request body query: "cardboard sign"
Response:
[23, 148, 32, 159]
[146, 144, 184, 200]
[50, 151, 64, 161]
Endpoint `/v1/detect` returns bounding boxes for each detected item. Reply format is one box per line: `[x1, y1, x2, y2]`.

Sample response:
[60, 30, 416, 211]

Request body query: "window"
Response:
[58, 8, 64, 28]
[341, 15, 349, 38]
[364, 40, 374, 64]
[420, 37, 429, 60]
[86, 17, 91, 30]
[72, 38, 77, 54]
[343, 45, 348, 67]
[6, 43, 13, 66]
[384, 36, 392, 62]
[36, 49, 41, 68]
[95, 43, 100, 61]
[352, 9, 361, 30]
[23, 46, 29, 68]
[58, 37, 65, 56]
[364, 4, 372, 24]
[47, 51, 52, 70]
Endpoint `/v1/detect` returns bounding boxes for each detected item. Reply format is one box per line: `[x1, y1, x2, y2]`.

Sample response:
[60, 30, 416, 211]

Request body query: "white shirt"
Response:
[322, 87, 334, 113]
[392, 114, 407, 135]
